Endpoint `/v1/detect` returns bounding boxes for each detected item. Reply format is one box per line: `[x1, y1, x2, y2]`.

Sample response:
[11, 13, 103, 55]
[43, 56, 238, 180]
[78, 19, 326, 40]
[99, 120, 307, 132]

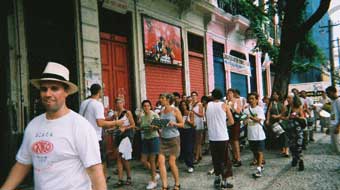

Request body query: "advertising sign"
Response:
[143, 16, 182, 66]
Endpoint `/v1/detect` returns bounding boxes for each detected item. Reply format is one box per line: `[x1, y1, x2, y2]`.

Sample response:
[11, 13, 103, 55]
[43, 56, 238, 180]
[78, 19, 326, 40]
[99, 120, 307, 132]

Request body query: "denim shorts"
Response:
[142, 137, 160, 155]
[249, 140, 265, 152]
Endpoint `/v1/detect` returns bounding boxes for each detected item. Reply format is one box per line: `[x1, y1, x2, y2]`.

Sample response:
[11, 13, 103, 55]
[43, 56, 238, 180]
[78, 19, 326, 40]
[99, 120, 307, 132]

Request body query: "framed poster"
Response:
[143, 15, 183, 66]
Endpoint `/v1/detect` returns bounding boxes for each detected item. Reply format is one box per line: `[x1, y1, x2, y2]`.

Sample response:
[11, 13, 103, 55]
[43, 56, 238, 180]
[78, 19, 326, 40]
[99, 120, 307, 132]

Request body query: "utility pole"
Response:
[328, 19, 335, 86]
[320, 20, 340, 86]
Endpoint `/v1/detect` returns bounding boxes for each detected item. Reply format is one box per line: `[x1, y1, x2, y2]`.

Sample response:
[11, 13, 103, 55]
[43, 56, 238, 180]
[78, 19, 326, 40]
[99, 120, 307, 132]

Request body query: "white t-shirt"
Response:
[16, 111, 101, 190]
[331, 97, 340, 126]
[301, 97, 315, 117]
[244, 106, 266, 141]
[79, 99, 105, 141]
[206, 101, 229, 141]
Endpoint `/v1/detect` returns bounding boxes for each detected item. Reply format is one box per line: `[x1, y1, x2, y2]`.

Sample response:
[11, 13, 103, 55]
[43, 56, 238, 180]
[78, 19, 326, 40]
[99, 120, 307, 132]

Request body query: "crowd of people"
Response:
[1, 62, 340, 190]
[98, 86, 336, 189]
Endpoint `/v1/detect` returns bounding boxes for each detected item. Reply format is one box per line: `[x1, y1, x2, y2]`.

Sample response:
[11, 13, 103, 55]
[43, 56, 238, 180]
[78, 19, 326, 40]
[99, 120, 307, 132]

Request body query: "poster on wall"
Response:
[143, 15, 182, 66]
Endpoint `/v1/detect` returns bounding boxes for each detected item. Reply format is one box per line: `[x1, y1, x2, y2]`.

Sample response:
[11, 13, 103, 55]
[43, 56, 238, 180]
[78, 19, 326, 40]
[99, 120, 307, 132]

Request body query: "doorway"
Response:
[213, 42, 226, 96]
[188, 33, 205, 96]
[99, 7, 133, 111]
[0, 3, 13, 183]
[24, 0, 78, 118]
[100, 33, 132, 111]
[98, 7, 135, 160]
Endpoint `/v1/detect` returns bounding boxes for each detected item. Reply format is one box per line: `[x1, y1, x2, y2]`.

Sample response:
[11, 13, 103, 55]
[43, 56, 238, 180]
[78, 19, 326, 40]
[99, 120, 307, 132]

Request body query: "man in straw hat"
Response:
[1, 62, 107, 190]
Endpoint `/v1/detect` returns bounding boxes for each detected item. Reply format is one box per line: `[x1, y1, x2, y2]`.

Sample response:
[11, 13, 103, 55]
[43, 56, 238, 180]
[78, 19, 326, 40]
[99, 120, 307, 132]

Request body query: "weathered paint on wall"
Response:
[80, 0, 102, 98]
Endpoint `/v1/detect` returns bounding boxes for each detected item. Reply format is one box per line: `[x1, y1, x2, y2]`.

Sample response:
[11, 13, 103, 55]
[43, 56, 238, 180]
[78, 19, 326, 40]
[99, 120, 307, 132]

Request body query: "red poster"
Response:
[143, 16, 182, 66]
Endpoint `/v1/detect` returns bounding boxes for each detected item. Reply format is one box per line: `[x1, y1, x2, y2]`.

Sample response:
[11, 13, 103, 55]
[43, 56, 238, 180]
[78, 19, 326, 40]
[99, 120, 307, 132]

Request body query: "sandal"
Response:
[125, 177, 132, 185]
[173, 184, 181, 190]
[162, 186, 169, 190]
[113, 179, 124, 187]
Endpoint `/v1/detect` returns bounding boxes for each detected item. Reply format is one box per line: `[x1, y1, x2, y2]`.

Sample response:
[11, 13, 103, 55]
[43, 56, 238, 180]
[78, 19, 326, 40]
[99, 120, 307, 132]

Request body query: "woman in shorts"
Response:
[158, 93, 184, 190]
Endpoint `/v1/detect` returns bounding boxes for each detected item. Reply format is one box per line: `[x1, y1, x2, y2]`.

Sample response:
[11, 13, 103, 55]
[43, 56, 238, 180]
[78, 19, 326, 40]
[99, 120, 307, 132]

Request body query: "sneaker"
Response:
[213, 177, 221, 188]
[221, 182, 233, 189]
[146, 181, 157, 190]
[188, 167, 194, 173]
[252, 171, 262, 178]
[155, 173, 160, 180]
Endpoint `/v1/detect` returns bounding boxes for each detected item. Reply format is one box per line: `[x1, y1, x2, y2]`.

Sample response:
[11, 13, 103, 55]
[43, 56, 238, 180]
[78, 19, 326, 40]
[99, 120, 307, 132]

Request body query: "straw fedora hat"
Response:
[31, 62, 78, 95]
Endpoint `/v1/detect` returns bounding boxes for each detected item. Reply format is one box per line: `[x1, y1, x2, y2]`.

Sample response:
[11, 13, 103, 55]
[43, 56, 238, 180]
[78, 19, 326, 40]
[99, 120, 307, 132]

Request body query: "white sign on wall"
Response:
[102, 0, 128, 14]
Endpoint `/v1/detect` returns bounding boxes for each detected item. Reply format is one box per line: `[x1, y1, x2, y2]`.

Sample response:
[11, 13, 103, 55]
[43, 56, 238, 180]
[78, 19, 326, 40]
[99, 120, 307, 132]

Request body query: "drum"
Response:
[319, 110, 331, 118]
[272, 122, 285, 137]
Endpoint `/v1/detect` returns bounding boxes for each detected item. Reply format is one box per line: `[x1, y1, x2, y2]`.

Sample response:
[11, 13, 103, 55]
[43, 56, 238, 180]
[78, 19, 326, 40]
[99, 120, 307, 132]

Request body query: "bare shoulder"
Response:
[173, 107, 180, 114]
[126, 110, 132, 116]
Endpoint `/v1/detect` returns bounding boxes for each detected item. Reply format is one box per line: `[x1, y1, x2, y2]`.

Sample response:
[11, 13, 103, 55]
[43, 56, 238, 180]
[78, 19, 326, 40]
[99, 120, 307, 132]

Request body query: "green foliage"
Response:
[221, 0, 326, 73]
[292, 33, 327, 72]
[221, 0, 280, 63]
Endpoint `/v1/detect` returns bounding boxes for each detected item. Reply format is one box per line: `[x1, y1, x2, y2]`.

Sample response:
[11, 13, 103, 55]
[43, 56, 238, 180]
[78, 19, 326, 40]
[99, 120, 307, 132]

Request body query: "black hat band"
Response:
[41, 73, 67, 81]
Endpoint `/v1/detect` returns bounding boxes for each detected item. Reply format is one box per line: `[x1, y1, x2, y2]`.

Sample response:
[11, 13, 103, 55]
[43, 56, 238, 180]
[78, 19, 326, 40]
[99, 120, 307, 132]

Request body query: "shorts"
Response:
[99, 140, 106, 163]
[229, 122, 241, 141]
[160, 136, 180, 157]
[142, 137, 160, 155]
[249, 140, 265, 152]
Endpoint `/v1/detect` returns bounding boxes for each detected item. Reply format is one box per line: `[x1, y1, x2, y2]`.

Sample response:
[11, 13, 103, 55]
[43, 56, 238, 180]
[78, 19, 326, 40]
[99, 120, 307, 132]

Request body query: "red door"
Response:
[189, 51, 205, 96]
[101, 33, 131, 160]
[101, 33, 131, 111]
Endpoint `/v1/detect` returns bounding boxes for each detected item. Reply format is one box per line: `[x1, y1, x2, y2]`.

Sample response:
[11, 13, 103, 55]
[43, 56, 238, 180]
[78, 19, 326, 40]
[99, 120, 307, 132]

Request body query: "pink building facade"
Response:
[206, 0, 272, 98]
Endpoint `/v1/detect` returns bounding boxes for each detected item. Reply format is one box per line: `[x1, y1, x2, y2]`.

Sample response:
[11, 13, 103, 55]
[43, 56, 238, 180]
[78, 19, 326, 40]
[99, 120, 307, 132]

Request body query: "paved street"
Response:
[107, 132, 340, 190]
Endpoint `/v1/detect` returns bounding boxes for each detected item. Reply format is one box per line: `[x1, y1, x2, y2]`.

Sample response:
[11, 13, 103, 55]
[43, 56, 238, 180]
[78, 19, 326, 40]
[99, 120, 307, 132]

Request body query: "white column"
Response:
[132, 7, 146, 104]
[256, 52, 263, 97]
[80, 0, 102, 97]
[267, 64, 272, 96]
[182, 29, 191, 95]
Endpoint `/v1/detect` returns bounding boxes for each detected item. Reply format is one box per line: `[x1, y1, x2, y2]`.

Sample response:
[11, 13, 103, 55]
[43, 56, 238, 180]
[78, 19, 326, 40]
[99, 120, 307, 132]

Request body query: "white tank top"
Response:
[193, 103, 204, 130]
[119, 114, 130, 127]
[206, 101, 229, 141]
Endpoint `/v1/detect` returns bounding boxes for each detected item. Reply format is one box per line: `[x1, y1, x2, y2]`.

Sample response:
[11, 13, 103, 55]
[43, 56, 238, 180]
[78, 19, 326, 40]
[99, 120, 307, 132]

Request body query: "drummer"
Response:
[319, 91, 331, 133]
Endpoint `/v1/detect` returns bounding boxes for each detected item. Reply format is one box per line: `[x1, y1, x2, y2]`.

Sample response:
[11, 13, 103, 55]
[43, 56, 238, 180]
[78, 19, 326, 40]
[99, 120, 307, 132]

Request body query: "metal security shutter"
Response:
[189, 52, 205, 96]
[231, 72, 248, 97]
[146, 64, 184, 105]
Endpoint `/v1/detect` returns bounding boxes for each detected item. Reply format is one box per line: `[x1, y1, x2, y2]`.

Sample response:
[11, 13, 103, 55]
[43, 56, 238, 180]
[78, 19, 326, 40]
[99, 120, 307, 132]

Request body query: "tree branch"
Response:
[296, 0, 306, 11]
[298, 0, 331, 37]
